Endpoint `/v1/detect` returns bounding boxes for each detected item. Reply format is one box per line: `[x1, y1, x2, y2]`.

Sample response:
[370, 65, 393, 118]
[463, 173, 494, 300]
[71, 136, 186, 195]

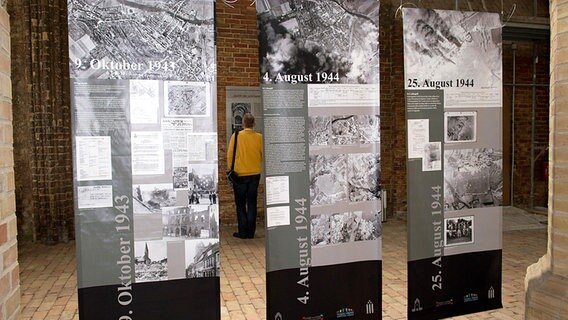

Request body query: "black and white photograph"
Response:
[231, 102, 251, 132]
[423, 142, 442, 171]
[403, 8, 502, 87]
[332, 115, 380, 145]
[129, 80, 160, 124]
[187, 133, 218, 161]
[355, 115, 381, 144]
[309, 154, 348, 206]
[68, 0, 215, 80]
[444, 216, 474, 246]
[185, 240, 220, 278]
[173, 167, 189, 189]
[133, 183, 177, 214]
[308, 116, 331, 146]
[348, 153, 381, 202]
[188, 163, 218, 205]
[257, 0, 379, 84]
[310, 115, 380, 146]
[445, 111, 477, 143]
[311, 211, 381, 247]
[134, 240, 168, 283]
[164, 81, 210, 117]
[444, 148, 503, 210]
[331, 115, 359, 145]
[162, 205, 217, 239]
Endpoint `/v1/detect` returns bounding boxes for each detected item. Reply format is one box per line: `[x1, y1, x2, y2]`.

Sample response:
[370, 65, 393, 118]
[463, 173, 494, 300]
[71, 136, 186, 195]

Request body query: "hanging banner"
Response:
[68, 1, 220, 319]
[403, 8, 503, 319]
[258, 1, 382, 319]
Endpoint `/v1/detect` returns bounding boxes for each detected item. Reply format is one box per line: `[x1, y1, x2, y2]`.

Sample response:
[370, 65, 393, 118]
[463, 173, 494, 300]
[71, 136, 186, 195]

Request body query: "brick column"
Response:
[0, 3, 20, 320]
[525, 1, 568, 317]
[215, 1, 263, 225]
[9, 1, 73, 243]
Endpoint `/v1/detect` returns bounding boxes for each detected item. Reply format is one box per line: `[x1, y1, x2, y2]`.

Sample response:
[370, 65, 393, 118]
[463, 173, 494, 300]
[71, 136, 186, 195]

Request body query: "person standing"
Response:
[227, 113, 263, 239]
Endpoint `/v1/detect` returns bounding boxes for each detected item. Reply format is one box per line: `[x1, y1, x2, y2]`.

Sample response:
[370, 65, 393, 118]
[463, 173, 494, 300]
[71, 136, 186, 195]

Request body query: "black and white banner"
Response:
[403, 8, 503, 319]
[258, 1, 382, 319]
[68, 1, 220, 319]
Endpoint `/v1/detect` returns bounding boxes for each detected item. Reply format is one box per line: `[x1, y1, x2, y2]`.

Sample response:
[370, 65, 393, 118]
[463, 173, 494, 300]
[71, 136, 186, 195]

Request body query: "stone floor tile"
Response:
[17, 207, 547, 319]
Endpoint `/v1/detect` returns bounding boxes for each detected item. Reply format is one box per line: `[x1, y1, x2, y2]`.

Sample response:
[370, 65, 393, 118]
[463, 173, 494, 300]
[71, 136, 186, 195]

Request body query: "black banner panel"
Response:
[257, 1, 382, 319]
[78, 278, 220, 320]
[403, 8, 503, 319]
[267, 262, 381, 319]
[68, 1, 220, 319]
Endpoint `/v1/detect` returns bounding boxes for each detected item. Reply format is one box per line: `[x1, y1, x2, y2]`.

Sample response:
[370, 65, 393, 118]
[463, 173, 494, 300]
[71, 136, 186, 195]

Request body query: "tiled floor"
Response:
[18, 207, 547, 319]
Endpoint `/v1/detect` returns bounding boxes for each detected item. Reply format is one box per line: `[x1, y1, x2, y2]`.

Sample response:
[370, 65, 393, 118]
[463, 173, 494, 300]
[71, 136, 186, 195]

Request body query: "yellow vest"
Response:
[227, 129, 263, 176]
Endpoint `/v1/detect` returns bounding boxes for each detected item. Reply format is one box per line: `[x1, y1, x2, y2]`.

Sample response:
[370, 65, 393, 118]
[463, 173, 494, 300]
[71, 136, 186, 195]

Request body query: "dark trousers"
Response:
[233, 174, 261, 238]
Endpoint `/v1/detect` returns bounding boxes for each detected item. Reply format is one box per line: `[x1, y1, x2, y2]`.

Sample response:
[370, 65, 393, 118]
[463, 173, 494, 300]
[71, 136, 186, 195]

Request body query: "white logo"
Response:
[488, 286, 495, 299]
[412, 298, 423, 312]
[366, 300, 375, 314]
[275, 312, 283, 320]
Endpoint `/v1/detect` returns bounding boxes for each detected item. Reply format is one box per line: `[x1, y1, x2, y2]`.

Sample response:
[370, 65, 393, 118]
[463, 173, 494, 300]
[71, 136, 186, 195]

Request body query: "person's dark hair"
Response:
[243, 113, 255, 128]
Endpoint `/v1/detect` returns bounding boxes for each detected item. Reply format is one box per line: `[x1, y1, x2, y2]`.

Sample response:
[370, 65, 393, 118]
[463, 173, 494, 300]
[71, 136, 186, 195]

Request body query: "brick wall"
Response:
[9, 1, 73, 243]
[0, 3, 20, 320]
[216, 1, 264, 225]
[6, 0, 551, 237]
[214, 0, 551, 222]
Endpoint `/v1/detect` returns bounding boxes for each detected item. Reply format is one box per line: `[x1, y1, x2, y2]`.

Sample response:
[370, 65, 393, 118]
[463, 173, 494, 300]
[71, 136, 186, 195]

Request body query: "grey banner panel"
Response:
[403, 8, 503, 319]
[444, 107, 502, 150]
[69, 1, 220, 318]
[444, 207, 503, 256]
[406, 90, 445, 262]
[259, 1, 381, 316]
[312, 239, 382, 266]
[263, 83, 311, 272]
[72, 79, 134, 288]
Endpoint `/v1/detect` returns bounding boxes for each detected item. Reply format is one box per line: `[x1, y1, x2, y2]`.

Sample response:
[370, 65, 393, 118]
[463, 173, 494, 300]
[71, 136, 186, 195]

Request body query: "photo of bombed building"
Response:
[163, 205, 216, 239]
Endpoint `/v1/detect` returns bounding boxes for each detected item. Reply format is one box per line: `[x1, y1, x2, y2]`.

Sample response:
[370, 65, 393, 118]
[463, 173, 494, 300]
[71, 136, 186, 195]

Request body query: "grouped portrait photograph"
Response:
[444, 216, 475, 246]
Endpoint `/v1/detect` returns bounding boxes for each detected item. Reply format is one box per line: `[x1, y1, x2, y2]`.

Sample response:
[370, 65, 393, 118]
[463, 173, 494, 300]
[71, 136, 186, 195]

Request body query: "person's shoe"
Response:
[233, 232, 245, 239]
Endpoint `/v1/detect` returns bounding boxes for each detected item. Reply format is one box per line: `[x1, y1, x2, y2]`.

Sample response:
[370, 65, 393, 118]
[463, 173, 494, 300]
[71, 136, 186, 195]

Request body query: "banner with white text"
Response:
[258, 1, 382, 319]
[68, 1, 220, 319]
[403, 8, 503, 319]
